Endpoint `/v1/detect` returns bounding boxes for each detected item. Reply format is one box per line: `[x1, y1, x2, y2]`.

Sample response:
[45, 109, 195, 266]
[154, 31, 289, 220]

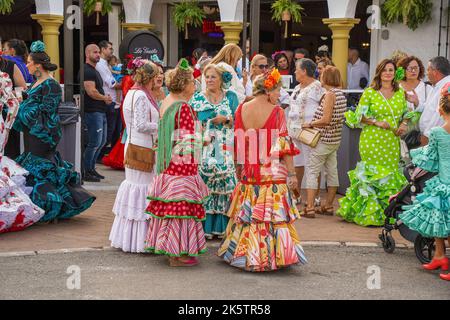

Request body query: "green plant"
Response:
[173, 0, 205, 39]
[381, 0, 433, 31]
[0, 0, 15, 15]
[271, 0, 304, 38]
[83, 0, 113, 16]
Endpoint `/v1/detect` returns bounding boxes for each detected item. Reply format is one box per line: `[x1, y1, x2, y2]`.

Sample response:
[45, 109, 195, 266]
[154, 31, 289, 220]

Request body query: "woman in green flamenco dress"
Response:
[337, 59, 415, 226]
[190, 64, 239, 239]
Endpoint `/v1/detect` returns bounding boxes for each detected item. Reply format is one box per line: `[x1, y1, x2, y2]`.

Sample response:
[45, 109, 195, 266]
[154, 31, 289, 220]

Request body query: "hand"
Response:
[395, 123, 408, 136]
[287, 176, 299, 194]
[104, 95, 113, 105]
[406, 90, 419, 107]
[375, 121, 390, 130]
[302, 122, 312, 128]
[211, 115, 228, 125]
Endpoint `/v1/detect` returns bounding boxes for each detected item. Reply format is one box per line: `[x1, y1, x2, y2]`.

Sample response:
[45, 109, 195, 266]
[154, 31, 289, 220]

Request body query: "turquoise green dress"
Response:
[337, 87, 408, 226]
[399, 127, 450, 238]
[190, 90, 239, 237]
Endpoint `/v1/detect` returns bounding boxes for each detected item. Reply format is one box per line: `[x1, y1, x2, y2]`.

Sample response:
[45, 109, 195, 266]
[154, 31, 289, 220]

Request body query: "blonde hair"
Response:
[133, 60, 158, 85]
[253, 74, 281, 96]
[203, 63, 230, 90]
[165, 63, 193, 94]
[210, 43, 242, 68]
[250, 54, 267, 77]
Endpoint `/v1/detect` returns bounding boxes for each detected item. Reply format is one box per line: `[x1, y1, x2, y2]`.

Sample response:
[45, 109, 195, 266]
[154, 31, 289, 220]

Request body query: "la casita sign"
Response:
[119, 30, 165, 61]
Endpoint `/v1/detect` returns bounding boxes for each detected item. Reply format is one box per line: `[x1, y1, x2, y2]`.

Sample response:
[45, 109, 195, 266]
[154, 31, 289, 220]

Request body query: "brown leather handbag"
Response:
[124, 90, 156, 172]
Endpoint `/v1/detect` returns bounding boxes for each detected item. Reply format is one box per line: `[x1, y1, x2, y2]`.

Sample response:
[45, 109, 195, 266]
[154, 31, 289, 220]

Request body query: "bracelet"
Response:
[287, 172, 296, 177]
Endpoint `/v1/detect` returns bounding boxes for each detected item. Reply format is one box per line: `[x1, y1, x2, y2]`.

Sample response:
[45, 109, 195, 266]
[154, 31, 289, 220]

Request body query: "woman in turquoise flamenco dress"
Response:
[337, 60, 414, 226]
[399, 86, 450, 281]
[13, 42, 95, 222]
[190, 63, 239, 239]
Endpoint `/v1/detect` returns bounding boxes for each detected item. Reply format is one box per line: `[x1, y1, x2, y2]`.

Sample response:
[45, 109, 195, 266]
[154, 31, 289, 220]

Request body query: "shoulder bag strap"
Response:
[378, 91, 398, 130]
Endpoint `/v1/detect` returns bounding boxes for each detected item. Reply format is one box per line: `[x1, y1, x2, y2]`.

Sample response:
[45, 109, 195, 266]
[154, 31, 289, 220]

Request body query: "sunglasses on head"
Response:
[258, 64, 270, 70]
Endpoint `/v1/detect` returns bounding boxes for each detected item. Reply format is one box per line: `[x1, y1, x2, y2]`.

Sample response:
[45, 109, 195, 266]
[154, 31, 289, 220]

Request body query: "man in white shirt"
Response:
[347, 48, 369, 90]
[419, 56, 450, 145]
[96, 40, 122, 156]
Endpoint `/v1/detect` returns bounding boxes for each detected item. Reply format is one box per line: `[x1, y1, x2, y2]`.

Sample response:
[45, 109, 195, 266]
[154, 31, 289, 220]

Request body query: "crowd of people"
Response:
[0, 38, 448, 280]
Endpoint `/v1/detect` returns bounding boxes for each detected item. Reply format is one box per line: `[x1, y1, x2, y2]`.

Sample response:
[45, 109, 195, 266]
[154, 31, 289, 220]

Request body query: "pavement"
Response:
[0, 245, 448, 300]
[0, 164, 413, 254]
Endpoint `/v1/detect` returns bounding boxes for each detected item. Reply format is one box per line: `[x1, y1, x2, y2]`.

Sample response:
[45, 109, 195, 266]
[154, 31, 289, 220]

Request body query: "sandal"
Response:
[319, 206, 334, 216]
[169, 257, 199, 267]
[301, 206, 316, 219]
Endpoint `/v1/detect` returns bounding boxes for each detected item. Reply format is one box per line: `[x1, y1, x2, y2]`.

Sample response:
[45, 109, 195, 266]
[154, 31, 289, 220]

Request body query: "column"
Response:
[322, 18, 360, 86]
[122, 0, 155, 31]
[215, 22, 243, 45]
[31, 14, 64, 82]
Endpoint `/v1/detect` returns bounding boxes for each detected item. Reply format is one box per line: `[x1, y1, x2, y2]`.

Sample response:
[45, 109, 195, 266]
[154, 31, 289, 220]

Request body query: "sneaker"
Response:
[314, 197, 321, 207]
[83, 172, 101, 182]
[92, 169, 105, 179]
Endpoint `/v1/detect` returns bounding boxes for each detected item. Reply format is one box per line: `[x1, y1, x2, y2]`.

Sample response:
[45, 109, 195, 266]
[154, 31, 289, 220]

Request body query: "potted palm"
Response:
[0, 0, 15, 15]
[173, 0, 205, 40]
[382, 0, 433, 31]
[271, 0, 304, 39]
[84, 0, 113, 26]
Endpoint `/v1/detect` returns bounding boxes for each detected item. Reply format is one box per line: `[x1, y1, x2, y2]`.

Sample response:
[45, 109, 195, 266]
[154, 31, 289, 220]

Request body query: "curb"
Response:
[0, 242, 413, 258]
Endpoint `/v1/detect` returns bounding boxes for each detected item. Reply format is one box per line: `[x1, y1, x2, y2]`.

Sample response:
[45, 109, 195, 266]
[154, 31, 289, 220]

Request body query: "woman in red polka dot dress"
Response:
[144, 59, 209, 267]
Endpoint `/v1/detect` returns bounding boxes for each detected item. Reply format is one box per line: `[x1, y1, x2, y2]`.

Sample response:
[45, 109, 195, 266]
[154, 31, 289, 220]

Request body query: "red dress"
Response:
[102, 75, 135, 169]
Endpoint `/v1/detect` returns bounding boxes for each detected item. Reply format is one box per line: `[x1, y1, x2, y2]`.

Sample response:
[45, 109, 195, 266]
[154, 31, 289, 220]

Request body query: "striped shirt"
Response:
[312, 88, 347, 144]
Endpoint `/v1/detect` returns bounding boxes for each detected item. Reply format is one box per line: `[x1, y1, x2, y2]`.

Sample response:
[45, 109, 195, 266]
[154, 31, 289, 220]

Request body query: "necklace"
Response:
[206, 90, 223, 105]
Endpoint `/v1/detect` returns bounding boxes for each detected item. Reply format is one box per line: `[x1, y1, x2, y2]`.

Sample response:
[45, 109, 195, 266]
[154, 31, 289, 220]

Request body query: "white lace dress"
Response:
[109, 89, 159, 252]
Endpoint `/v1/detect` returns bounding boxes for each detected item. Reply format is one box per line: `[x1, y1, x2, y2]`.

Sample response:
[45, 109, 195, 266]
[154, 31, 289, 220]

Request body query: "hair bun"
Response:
[30, 41, 46, 53]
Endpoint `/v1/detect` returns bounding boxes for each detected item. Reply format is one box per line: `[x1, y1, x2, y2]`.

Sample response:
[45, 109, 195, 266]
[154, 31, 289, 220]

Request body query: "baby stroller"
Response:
[379, 163, 437, 263]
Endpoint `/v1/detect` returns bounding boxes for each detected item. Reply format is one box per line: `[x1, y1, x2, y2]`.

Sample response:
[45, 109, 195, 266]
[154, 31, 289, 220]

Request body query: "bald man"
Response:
[83, 44, 112, 182]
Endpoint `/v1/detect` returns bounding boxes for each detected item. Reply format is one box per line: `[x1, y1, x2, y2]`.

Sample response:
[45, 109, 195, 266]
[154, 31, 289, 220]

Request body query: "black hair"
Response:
[192, 48, 206, 60]
[98, 40, 113, 50]
[295, 48, 310, 59]
[29, 51, 58, 72]
[273, 52, 290, 68]
[5, 39, 29, 61]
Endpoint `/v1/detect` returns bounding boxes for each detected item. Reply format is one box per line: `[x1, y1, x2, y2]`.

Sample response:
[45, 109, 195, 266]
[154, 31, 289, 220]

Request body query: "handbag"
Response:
[124, 90, 156, 172]
[289, 85, 321, 148]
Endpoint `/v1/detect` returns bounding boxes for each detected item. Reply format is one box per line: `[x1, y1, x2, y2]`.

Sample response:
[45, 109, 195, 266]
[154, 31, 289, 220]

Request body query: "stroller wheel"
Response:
[381, 232, 396, 254]
[414, 235, 435, 264]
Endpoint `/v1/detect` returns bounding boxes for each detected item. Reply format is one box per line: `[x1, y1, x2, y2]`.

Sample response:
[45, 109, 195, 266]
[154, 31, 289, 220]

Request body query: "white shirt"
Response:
[400, 81, 433, 113]
[347, 58, 369, 90]
[96, 58, 118, 105]
[419, 75, 450, 137]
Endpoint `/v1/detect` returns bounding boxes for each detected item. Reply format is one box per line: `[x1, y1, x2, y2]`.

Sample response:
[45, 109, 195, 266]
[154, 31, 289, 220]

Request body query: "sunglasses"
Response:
[406, 66, 419, 72]
[258, 64, 270, 70]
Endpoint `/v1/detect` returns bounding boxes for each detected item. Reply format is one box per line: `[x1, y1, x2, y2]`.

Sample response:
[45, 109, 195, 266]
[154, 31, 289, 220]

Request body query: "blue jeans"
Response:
[83, 112, 107, 171]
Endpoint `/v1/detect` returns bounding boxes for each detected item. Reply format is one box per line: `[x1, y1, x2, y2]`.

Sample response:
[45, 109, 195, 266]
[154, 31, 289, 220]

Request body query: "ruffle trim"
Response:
[411, 146, 439, 173]
[146, 199, 206, 221]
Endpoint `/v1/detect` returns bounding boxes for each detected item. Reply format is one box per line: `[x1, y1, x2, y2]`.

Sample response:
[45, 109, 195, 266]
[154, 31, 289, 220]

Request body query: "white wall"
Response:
[150, 2, 169, 65]
[371, 0, 443, 79]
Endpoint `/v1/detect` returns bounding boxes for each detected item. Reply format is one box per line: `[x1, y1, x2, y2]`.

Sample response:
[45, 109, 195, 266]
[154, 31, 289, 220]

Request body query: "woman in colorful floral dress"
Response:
[0, 71, 44, 233]
[337, 59, 410, 226]
[190, 64, 239, 239]
[218, 69, 307, 272]
[145, 59, 209, 267]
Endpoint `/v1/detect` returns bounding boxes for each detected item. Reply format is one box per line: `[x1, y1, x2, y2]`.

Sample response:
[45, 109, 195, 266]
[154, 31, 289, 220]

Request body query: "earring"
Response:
[34, 67, 42, 79]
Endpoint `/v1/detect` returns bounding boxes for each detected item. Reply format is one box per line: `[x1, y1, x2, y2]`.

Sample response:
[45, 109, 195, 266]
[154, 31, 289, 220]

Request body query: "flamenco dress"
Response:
[102, 75, 135, 170]
[13, 78, 96, 222]
[218, 105, 307, 272]
[399, 127, 450, 238]
[144, 102, 209, 257]
[337, 88, 408, 226]
[190, 90, 239, 238]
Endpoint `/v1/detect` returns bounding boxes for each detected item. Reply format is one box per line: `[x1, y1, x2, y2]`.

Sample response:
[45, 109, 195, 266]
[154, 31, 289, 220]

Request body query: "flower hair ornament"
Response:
[264, 68, 281, 91]
[271, 50, 286, 60]
[30, 41, 46, 53]
[440, 82, 450, 98]
[221, 71, 232, 89]
[394, 67, 405, 82]
[150, 54, 165, 67]
[178, 58, 190, 71]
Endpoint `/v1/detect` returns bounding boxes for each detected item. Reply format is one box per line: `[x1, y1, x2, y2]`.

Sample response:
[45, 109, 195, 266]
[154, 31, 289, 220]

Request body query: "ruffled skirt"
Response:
[337, 161, 407, 227]
[109, 168, 153, 252]
[400, 176, 450, 238]
[218, 181, 307, 272]
[0, 157, 45, 233]
[145, 173, 209, 256]
[15, 152, 96, 222]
